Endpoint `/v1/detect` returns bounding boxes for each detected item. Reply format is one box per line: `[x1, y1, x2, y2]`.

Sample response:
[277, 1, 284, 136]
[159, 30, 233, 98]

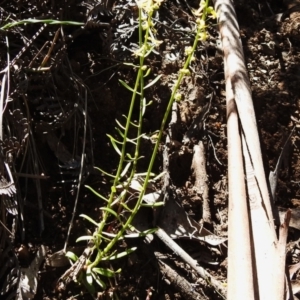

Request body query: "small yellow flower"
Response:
[197, 19, 205, 28]
[175, 93, 182, 102]
[184, 46, 193, 56]
[133, 45, 146, 57]
[207, 6, 217, 19]
[142, 21, 148, 30]
[147, 35, 163, 47]
[180, 68, 191, 76]
[136, 0, 153, 13]
[193, 6, 203, 17]
[198, 31, 207, 41]
[152, 3, 159, 10]
[200, 0, 206, 8]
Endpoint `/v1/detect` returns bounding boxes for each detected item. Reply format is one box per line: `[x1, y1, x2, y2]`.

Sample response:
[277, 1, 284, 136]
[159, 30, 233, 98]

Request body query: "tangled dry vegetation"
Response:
[1, 0, 300, 299]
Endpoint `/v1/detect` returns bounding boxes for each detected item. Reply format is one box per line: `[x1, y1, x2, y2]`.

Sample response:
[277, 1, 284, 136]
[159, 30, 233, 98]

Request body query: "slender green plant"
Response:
[0, 19, 84, 31]
[69, 0, 217, 294]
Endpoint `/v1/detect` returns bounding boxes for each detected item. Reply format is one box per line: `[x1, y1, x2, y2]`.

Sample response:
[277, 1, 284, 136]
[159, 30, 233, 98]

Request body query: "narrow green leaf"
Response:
[94, 233, 112, 242]
[144, 74, 162, 89]
[121, 115, 139, 127]
[92, 272, 107, 289]
[107, 134, 123, 145]
[102, 247, 137, 261]
[101, 231, 124, 239]
[115, 128, 137, 145]
[120, 202, 133, 212]
[124, 158, 137, 163]
[146, 100, 153, 106]
[119, 79, 141, 95]
[115, 127, 125, 138]
[144, 46, 155, 57]
[126, 153, 134, 160]
[76, 235, 94, 243]
[86, 267, 93, 286]
[119, 228, 157, 238]
[65, 251, 78, 262]
[143, 68, 151, 77]
[111, 189, 127, 206]
[123, 233, 144, 238]
[120, 162, 132, 178]
[151, 171, 166, 182]
[142, 97, 146, 116]
[1, 19, 84, 30]
[127, 224, 135, 232]
[124, 156, 144, 163]
[93, 267, 116, 277]
[122, 62, 138, 68]
[135, 172, 155, 177]
[141, 228, 158, 235]
[79, 214, 99, 226]
[130, 121, 139, 127]
[85, 185, 109, 202]
[115, 181, 127, 190]
[100, 207, 119, 219]
[127, 139, 137, 145]
[130, 133, 146, 141]
[107, 135, 122, 156]
[115, 119, 126, 130]
[94, 166, 116, 178]
[141, 201, 165, 207]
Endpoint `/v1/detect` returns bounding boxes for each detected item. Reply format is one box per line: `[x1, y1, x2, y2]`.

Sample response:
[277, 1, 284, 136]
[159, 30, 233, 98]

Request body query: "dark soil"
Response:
[1, 0, 300, 299]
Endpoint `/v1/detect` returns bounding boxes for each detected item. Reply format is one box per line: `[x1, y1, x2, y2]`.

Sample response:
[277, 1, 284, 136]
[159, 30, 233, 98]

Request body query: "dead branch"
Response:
[191, 141, 211, 224]
[156, 255, 206, 300]
[155, 228, 226, 298]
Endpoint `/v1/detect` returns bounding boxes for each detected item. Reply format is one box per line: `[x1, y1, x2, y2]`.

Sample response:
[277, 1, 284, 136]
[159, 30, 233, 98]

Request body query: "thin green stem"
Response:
[138, 0, 211, 205]
[89, 0, 213, 273]
[90, 6, 153, 268]
[92, 61, 142, 265]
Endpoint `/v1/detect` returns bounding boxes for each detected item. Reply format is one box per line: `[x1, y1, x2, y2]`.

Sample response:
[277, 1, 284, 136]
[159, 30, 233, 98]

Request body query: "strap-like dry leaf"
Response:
[159, 199, 227, 246]
[278, 207, 300, 231]
[142, 192, 161, 204]
[291, 280, 300, 297]
[16, 245, 48, 300]
[289, 262, 300, 280]
[47, 246, 85, 268]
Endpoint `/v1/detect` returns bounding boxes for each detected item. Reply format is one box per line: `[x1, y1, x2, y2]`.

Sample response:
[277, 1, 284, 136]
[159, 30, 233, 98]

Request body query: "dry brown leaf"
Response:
[289, 262, 300, 280]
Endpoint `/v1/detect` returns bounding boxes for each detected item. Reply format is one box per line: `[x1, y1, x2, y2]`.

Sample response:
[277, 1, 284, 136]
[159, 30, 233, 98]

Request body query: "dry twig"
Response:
[155, 228, 226, 298]
[156, 253, 206, 300]
[191, 141, 211, 224]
